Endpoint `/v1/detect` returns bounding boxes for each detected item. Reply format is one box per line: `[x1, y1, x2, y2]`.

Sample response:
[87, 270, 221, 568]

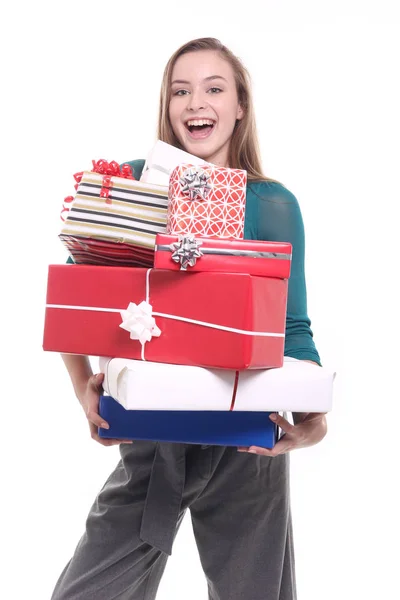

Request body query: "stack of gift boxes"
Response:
[43, 141, 335, 447]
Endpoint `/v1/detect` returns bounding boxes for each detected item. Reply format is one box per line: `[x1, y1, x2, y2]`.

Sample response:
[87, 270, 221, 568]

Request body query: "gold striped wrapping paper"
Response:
[60, 171, 169, 251]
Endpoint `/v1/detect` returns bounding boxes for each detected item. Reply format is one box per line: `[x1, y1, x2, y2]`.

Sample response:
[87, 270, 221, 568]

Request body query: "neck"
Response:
[203, 147, 229, 168]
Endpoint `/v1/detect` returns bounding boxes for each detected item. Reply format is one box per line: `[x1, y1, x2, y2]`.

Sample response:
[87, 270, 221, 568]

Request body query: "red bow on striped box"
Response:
[61, 160, 135, 221]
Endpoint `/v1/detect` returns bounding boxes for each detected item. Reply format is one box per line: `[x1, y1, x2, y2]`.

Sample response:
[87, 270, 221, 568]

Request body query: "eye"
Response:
[208, 87, 222, 94]
[173, 89, 189, 96]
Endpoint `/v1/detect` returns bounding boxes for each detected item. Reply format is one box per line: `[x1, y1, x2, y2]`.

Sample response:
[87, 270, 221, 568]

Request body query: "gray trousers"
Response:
[51, 442, 296, 600]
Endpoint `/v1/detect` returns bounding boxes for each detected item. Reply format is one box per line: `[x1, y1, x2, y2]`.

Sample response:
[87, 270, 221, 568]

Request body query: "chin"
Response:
[188, 147, 213, 160]
[182, 140, 218, 161]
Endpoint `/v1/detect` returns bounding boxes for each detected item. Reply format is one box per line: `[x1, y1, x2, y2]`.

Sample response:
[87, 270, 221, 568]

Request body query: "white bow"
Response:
[120, 301, 161, 345]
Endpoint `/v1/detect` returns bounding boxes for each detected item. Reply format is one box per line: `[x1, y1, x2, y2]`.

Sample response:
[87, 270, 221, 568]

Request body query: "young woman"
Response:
[52, 37, 327, 600]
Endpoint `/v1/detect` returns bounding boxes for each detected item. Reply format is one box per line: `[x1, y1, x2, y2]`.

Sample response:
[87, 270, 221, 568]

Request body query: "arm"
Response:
[237, 182, 327, 454]
[60, 353, 107, 433]
[61, 354, 93, 400]
[60, 352, 132, 446]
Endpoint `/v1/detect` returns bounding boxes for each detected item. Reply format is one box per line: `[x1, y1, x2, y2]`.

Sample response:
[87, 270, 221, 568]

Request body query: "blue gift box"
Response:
[99, 396, 278, 447]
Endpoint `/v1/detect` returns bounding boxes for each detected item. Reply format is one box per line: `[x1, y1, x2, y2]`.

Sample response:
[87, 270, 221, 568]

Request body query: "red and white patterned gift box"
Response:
[167, 164, 247, 239]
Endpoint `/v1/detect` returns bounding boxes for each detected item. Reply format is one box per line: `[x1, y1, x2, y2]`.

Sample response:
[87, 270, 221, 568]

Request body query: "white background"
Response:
[2, 1, 399, 598]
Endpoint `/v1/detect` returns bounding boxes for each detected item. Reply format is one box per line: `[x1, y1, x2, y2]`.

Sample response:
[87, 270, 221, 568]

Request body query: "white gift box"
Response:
[99, 357, 335, 412]
[140, 140, 212, 186]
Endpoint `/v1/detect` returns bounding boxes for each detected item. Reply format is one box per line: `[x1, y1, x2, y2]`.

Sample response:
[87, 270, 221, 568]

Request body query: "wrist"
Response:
[74, 379, 91, 402]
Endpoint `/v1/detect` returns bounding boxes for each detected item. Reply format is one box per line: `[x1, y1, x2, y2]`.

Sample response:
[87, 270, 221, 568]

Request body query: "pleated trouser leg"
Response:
[51, 442, 179, 600]
[190, 448, 296, 600]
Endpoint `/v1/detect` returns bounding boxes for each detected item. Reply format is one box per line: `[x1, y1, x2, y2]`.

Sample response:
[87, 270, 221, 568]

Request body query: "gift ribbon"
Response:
[99, 174, 113, 205]
[46, 269, 285, 361]
[157, 239, 291, 269]
[230, 371, 240, 411]
[60, 195, 75, 222]
[179, 167, 212, 201]
[91, 159, 135, 179]
[60, 160, 135, 219]
[169, 234, 204, 270]
[120, 300, 162, 346]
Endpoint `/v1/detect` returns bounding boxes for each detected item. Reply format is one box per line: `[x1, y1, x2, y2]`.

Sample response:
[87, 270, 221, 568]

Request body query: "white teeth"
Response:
[187, 119, 214, 127]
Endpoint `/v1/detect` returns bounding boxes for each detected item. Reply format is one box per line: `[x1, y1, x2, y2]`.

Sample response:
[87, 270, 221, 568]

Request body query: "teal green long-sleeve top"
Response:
[123, 159, 321, 366]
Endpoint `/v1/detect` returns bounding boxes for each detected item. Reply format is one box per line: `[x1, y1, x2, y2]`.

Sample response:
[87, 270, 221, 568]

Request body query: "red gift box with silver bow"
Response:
[43, 265, 288, 369]
[154, 234, 292, 278]
[167, 164, 247, 238]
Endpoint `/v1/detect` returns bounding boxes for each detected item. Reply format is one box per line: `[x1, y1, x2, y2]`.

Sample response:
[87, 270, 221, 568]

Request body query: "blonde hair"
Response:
[158, 37, 275, 182]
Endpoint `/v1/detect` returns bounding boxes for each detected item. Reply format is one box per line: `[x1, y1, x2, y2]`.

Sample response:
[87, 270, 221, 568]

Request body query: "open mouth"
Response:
[185, 119, 215, 138]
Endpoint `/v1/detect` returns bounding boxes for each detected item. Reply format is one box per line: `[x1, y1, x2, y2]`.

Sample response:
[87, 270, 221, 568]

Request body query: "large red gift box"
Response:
[154, 234, 292, 278]
[43, 265, 288, 369]
[167, 164, 247, 238]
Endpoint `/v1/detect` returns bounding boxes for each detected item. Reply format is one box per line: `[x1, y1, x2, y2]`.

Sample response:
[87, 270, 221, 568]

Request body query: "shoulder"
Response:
[120, 159, 145, 179]
[247, 180, 299, 206]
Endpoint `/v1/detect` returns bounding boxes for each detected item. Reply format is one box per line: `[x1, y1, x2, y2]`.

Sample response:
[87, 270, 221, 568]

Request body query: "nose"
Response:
[187, 89, 207, 112]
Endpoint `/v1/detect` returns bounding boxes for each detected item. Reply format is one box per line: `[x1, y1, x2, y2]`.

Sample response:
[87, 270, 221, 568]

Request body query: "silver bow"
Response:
[179, 167, 212, 201]
[170, 234, 203, 270]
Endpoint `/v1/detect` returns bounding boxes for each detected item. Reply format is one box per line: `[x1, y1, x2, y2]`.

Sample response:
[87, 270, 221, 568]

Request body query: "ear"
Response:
[236, 104, 244, 121]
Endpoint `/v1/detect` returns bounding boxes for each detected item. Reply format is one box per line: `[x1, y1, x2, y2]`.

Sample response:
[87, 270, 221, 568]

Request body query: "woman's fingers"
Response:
[269, 412, 295, 434]
[247, 438, 292, 456]
[86, 406, 109, 430]
[85, 373, 110, 430]
[237, 413, 293, 455]
[91, 372, 104, 390]
[238, 412, 328, 456]
[88, 421, 132, 446]
[238, 436, 292, 457]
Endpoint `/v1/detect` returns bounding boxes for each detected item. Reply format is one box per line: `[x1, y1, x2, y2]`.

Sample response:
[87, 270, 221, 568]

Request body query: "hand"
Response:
[78, 373, 132, 447]
[237, 412, 327, 457]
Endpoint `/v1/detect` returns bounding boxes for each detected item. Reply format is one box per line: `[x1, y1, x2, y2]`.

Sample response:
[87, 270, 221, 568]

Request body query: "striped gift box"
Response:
[60, 171, 169, 260]
[59, 235, 155, 267]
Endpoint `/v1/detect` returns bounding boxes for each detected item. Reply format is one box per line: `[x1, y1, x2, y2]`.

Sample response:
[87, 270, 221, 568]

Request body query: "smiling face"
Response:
[168, 50, 244, 167]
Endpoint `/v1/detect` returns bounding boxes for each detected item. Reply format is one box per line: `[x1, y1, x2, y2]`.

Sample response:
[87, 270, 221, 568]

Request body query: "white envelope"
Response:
[99, 357, 335, 412]
[140, 140, 212, 186]
[139, 167, 172, 186]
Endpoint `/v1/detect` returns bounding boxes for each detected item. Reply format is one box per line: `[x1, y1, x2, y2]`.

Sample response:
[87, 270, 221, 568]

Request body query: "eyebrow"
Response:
[171, 75, 228, 85]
